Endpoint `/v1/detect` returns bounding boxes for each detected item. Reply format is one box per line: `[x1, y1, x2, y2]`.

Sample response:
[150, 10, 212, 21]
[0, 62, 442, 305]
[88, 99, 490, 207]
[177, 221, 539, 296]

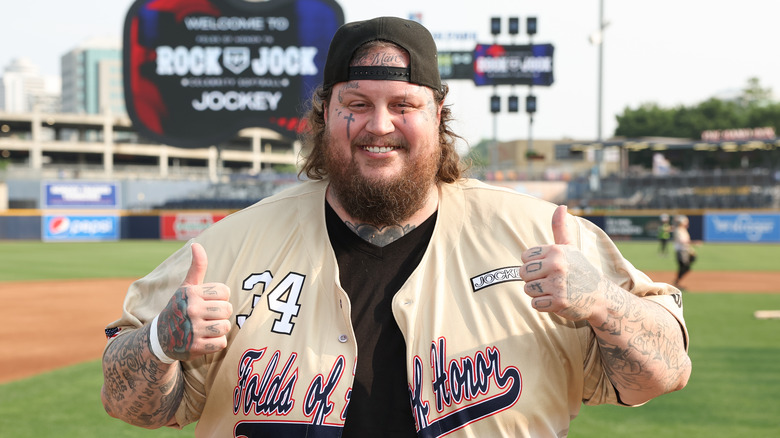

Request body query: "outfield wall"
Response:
[580, 211, 780, 243]
[0, 210, 231, 241]
[2, 209, 780, 243]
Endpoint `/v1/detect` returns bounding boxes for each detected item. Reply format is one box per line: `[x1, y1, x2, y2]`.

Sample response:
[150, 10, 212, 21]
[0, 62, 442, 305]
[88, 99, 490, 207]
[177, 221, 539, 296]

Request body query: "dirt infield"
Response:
[1, 278, 133, 384]
[2, 271, 779, 384]
[643, 271, 780, 294]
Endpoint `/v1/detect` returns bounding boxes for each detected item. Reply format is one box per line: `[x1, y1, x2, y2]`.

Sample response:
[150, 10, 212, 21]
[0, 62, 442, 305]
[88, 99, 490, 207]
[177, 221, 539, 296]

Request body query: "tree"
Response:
[614, 78, 778, 139]
[741, 76, 773, 106]
[614, 103, 676, 138]
[747, 103, 780, 130]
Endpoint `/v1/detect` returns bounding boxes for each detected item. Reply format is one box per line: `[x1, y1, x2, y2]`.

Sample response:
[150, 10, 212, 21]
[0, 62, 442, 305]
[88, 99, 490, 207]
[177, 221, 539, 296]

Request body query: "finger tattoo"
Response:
[525, 261, 542, 273]
[528, 247, 543, 257]
[529, 282, 544, 295]
[534, 297, 553, 309]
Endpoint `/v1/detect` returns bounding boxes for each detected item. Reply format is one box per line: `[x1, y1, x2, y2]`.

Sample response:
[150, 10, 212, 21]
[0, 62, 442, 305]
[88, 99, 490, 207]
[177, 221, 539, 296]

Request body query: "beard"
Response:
[323, 131, 441, 227]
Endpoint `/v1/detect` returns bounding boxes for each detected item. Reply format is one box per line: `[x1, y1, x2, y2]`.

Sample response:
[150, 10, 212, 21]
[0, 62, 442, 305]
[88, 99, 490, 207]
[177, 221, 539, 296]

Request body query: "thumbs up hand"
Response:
[154, 243, 233, 362]
[519, 205, 605, 322]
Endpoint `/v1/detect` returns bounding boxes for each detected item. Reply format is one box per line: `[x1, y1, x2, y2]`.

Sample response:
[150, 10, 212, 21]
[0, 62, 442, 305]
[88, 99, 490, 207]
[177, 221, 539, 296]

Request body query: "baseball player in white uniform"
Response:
[102, 16, 691, 438]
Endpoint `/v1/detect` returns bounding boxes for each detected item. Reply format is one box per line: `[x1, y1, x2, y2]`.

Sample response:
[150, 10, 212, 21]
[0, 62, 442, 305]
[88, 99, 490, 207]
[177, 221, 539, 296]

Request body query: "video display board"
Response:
[124, 0, 344, 148]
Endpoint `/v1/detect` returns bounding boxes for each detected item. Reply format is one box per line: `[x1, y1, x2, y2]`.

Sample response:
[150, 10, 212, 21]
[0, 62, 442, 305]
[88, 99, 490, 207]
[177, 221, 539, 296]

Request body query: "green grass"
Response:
[616, 241, 780, 272]
[570, 293, 780, 437]
[3, 240, 776, 283]
[1, 240, 779, 437]
[0, 240, 184, 281]
[0, 361, 194, 437]
[2, 240, 776, 282]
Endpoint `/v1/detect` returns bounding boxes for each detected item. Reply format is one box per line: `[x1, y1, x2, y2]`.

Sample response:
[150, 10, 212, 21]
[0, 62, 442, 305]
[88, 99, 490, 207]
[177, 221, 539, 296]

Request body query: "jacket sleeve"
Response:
[574, 216, 689, 406]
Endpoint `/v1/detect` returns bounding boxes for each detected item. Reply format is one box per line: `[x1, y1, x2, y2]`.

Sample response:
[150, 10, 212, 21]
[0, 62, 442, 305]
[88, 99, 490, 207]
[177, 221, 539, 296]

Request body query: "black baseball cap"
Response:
[322, 16, 442, 92]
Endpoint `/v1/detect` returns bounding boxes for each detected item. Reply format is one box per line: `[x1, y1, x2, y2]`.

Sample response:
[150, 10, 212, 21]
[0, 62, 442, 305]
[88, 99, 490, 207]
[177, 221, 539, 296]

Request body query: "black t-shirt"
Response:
[326, 202, 436, 438]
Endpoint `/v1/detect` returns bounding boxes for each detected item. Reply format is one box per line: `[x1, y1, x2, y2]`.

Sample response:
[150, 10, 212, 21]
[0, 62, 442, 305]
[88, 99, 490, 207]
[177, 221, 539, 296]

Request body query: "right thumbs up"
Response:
[183, 242, 208, 287]
[154, 243, 233, 362]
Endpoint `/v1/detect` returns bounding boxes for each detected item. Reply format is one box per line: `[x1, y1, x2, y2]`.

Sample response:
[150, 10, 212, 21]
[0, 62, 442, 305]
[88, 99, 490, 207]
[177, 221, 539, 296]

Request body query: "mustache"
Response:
[350, 134, 409, 150]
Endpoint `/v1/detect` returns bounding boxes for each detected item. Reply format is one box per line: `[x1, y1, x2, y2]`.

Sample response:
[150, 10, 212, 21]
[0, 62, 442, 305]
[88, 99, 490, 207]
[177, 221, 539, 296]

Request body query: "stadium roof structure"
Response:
[560, 136, 780, 153]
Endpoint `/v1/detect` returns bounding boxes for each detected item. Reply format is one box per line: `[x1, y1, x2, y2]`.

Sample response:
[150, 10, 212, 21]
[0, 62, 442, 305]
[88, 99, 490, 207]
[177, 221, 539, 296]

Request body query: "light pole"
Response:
[589, 0, 609, 190]
[596, 0, 605, 142]
[490, 17, 500, 173]
[526, 16, 537, 177]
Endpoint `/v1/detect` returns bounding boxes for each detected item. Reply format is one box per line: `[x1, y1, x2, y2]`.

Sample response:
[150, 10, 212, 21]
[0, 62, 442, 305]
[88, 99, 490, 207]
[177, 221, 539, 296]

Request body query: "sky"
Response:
[2, 0, 778, 147]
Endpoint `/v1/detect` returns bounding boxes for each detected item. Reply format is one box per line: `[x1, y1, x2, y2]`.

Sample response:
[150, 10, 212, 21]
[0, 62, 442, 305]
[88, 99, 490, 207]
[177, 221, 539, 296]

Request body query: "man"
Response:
[658, 213, 672, 256]
[101, 17, 691, 437]
[673, 215, 695, 290]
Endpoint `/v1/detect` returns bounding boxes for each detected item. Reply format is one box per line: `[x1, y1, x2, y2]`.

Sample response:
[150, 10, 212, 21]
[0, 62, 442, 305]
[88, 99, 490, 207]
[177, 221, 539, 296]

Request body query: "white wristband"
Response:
[149, 315, 176, 364]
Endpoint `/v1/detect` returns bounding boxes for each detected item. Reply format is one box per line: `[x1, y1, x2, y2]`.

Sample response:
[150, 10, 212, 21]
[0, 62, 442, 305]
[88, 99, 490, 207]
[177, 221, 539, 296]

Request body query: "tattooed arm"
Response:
[100, 322, 183, 428]
[101, 243, 233, 428]
[519, 206, 691, 406]
[580, 279, 690, 405]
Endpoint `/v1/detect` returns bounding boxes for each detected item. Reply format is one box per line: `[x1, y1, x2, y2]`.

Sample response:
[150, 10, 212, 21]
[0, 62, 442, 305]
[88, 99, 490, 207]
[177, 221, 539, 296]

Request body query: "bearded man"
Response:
[101, 16, 690, 438]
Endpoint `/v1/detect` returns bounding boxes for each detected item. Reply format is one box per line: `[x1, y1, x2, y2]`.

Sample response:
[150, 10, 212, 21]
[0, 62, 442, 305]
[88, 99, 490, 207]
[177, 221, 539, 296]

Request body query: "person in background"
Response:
[673, 215, 695, 290]
[100, 16, 691, 437]
[658, 213, 672, 256]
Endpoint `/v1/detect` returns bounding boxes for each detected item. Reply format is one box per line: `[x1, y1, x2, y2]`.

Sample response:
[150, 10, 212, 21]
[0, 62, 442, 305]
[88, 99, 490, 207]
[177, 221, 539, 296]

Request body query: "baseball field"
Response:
[0, 240, 778, 437]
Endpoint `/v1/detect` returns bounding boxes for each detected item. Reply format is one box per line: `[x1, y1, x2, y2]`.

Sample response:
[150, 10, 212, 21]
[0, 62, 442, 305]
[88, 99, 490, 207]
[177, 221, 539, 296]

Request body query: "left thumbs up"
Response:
[551, 205, 573, 246]
[520, 204, 601, 321]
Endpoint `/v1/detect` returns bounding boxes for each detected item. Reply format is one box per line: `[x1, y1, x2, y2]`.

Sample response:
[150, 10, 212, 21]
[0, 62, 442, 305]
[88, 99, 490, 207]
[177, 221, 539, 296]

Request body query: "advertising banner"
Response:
[161, 212, 227, 240]
[438, 51, 474, 81]
[602, 215, 663, 240]
[123, 0, 344, 148]
[42, 215, 120, 242]
[704, 213, 780, 243]
[43, 182, 119, 209]
[472, 43, 554, 86]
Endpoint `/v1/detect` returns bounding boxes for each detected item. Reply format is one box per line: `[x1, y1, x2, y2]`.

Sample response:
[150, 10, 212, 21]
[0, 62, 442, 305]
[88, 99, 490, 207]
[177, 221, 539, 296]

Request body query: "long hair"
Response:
[298, 77, 466, 183]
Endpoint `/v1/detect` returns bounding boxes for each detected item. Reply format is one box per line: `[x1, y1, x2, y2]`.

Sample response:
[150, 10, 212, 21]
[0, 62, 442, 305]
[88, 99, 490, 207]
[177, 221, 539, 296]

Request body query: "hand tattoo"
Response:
[159, 288, 194, 360]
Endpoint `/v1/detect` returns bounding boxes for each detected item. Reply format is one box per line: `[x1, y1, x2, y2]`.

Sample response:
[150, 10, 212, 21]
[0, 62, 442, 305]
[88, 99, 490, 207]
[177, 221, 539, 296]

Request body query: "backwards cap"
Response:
[322, 16, 442, 92]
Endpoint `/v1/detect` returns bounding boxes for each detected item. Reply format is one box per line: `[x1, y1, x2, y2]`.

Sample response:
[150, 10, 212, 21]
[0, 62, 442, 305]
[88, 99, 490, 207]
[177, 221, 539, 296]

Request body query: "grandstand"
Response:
[2, 110, 780, 213]
[594, 169, 779, 210]
[0, 110, 300, 210]
[152, 172, 302, 211]
[559, 136, 780, 211]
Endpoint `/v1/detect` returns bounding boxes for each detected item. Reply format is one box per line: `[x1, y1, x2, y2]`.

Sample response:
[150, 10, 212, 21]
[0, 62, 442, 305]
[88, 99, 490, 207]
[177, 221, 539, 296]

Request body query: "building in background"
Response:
[0, 57, 60, 113]
[60, 37, 124, 115]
